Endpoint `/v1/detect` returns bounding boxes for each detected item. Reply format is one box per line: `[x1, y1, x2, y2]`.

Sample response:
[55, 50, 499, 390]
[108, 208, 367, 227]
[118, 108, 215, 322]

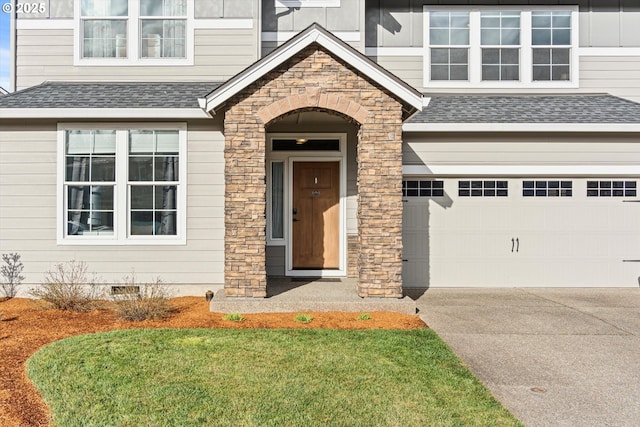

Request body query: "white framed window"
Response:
[429, 11, 469, 81]
[480, 11, 520, 81]
[275, 0, 340, 8]
[140, 0, 187, 59]
[424, 6, 579, 88]
[58, 124, 187, 245]
[80, 0, 128, 58]
[75, 0, 193, 66]
[531, 11, 571, 81]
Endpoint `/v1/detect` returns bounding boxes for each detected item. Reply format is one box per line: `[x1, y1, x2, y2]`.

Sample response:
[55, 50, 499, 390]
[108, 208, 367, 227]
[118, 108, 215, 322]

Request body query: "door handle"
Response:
[292, 218, 300, 222]
[292, 208, 297, 215]
[516, 238, 519, 253]
[511, 238, 515, 253]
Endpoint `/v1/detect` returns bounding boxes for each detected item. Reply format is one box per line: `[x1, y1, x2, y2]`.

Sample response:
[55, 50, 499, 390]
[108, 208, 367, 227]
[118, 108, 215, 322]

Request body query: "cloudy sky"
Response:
[0, 8, 11, 91]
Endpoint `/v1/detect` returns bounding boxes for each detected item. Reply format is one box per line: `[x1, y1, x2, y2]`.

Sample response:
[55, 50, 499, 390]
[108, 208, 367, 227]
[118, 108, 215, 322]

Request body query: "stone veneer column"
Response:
[356, 108, 404, 298]
[223, 106, 267, 297]
[221, 46, 405, 298]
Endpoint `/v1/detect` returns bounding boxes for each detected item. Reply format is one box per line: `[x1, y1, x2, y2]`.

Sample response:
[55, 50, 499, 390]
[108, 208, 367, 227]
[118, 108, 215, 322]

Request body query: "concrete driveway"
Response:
[415, 289, 640, 427]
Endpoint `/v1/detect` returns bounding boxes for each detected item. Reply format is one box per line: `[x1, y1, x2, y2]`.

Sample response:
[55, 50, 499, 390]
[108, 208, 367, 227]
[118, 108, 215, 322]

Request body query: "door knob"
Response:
[292, 208, 297, 215]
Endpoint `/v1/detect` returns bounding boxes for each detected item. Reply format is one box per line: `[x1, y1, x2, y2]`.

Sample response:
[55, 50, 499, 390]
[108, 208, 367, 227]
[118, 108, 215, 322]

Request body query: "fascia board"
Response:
[0, 108, 211, 119]
[402, 123, 640, 132]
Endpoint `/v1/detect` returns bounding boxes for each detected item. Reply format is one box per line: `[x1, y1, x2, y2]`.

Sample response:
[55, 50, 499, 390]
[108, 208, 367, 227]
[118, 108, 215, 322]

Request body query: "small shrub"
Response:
[30, 260, 103, 311]
[357, 313, 372, 321]
[1, 253, 25, 299]
[110, 275, 173, 321]
[223, 313, 245, 322]
[294, 313, 314, 324]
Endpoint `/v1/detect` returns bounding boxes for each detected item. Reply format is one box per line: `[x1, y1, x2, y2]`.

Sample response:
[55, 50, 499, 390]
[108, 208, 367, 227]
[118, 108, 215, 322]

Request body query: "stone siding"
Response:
[224, 45, 404, 298]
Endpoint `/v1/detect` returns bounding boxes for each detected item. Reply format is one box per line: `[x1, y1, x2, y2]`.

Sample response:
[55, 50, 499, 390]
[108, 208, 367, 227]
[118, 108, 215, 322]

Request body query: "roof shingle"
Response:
[0, 81, 221, 109]
[410, 94, 640, 124]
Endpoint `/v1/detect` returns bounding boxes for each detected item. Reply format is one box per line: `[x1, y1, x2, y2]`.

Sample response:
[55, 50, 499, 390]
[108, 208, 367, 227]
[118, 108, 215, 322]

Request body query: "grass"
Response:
[27, 329, 522, 427]
[293, 313, 314, 323]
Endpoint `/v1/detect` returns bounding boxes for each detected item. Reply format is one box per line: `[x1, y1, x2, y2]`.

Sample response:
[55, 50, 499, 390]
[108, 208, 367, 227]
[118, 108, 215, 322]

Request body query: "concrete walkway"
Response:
[415, 288, 640, 427]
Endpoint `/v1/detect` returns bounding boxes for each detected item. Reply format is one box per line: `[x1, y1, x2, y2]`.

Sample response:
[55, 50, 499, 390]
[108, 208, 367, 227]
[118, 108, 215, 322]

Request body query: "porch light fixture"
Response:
[296, 138, 308, 145]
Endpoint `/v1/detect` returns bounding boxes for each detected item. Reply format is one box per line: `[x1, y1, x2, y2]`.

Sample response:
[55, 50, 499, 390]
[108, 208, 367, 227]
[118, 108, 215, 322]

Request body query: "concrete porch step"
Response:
[209, 278, 417, 314]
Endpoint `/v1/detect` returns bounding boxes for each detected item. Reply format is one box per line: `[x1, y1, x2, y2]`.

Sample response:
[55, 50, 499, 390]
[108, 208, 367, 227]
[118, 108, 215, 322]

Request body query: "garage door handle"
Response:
[402, 259, 408, 262]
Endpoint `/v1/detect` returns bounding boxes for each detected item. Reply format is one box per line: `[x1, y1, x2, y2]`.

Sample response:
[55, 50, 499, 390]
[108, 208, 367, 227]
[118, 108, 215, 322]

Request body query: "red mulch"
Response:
[0, 297, 426, 426]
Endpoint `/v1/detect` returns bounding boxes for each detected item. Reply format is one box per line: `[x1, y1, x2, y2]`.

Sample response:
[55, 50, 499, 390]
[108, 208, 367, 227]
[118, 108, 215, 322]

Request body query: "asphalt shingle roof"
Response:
[0, 81, 221, 109]
[410, 94, 640, 124]
[1, 82, 639, 125]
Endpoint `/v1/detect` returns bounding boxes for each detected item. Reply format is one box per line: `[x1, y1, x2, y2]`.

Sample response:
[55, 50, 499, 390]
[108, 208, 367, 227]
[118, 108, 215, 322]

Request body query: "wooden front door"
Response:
[292, 161, 340, 269]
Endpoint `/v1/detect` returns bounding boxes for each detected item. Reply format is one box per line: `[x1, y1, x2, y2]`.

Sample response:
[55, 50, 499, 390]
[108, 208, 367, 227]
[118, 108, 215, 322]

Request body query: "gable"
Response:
[200, 23, 423, 117]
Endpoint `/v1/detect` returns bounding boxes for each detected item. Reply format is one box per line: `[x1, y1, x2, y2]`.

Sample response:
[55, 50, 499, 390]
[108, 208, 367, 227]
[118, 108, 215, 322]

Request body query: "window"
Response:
[402, 180, 444, 197]
[81, 0, 128, 58]
[481, 11, 520, 81]
[59, 125, 186, 244]
[271, 162, 284, 239]
[429, 11, 469, 81]
[523, 180, 572, 197]
[425, 7, 577, 87]
[459, 180, 508, 197]
[65, 130, 116, 235]
[128, 131, 180, 235]
[77, 0, 192, 64]
[587, 181, 637, 197]
[532, 11, 571, 81]
[140, 0, 187, 58]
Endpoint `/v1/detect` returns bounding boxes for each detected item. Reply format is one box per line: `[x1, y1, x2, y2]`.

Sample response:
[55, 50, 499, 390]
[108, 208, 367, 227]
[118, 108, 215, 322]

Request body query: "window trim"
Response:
[57, 123, 187, 245]
[423, 5, 579, 89]
[74, 1, 194, 66]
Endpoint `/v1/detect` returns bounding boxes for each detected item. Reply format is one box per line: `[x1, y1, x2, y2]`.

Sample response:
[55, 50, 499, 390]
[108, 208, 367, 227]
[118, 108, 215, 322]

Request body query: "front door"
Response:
[292, 161, 340, 269]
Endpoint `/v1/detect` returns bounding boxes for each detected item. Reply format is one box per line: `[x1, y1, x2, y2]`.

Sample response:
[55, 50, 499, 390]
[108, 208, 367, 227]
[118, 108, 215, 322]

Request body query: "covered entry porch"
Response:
[199, 24, 423, 299]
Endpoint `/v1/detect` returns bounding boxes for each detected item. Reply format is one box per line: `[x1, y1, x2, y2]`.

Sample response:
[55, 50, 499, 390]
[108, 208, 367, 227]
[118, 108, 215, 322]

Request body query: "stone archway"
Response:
[223, 45, 404, 298]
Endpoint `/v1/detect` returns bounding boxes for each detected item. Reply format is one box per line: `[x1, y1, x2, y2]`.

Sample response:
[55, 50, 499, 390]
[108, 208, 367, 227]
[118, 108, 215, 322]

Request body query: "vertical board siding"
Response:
[0, 122, 226, 287]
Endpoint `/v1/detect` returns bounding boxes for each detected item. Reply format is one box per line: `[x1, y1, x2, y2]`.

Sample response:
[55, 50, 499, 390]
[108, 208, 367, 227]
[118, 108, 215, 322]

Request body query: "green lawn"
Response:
[27, 328, 521, 427]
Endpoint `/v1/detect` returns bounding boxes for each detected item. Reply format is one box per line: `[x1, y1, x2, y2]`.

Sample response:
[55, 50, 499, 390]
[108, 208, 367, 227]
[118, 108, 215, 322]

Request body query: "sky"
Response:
[0, 4, 11, 91]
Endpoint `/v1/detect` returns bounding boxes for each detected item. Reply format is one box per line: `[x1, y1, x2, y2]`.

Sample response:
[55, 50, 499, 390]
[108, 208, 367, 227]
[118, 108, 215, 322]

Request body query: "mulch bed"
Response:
[0, 297, 426, 426]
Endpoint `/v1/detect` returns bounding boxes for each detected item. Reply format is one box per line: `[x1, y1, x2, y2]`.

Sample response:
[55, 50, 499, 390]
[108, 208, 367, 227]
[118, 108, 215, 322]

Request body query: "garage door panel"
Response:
[402, 177, 640, 288]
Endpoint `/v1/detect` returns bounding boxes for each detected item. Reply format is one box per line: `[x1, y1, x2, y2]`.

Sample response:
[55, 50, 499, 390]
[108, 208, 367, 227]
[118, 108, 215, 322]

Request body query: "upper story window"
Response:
[140, 0, 187, 58]
[429, 11, 469, 81]
[532, 11, 571, 81]
[76, 0, 193, 65]
[81, 0, 128, 58]
[480, 11, 520, 81]
[424, 7, 578, 88]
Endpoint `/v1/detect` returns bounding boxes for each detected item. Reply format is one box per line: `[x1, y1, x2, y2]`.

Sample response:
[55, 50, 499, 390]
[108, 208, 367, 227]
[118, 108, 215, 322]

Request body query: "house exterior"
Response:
[1, 0, 639, 298]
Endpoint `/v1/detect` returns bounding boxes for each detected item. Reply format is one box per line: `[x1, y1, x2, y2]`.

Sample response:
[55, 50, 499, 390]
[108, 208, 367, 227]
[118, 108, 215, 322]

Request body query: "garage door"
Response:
[402, 178, 640, 287]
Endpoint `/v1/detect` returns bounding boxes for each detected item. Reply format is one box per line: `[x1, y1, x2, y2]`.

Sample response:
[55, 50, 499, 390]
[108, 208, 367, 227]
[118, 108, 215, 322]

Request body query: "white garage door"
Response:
[402, 178, 640, 288]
